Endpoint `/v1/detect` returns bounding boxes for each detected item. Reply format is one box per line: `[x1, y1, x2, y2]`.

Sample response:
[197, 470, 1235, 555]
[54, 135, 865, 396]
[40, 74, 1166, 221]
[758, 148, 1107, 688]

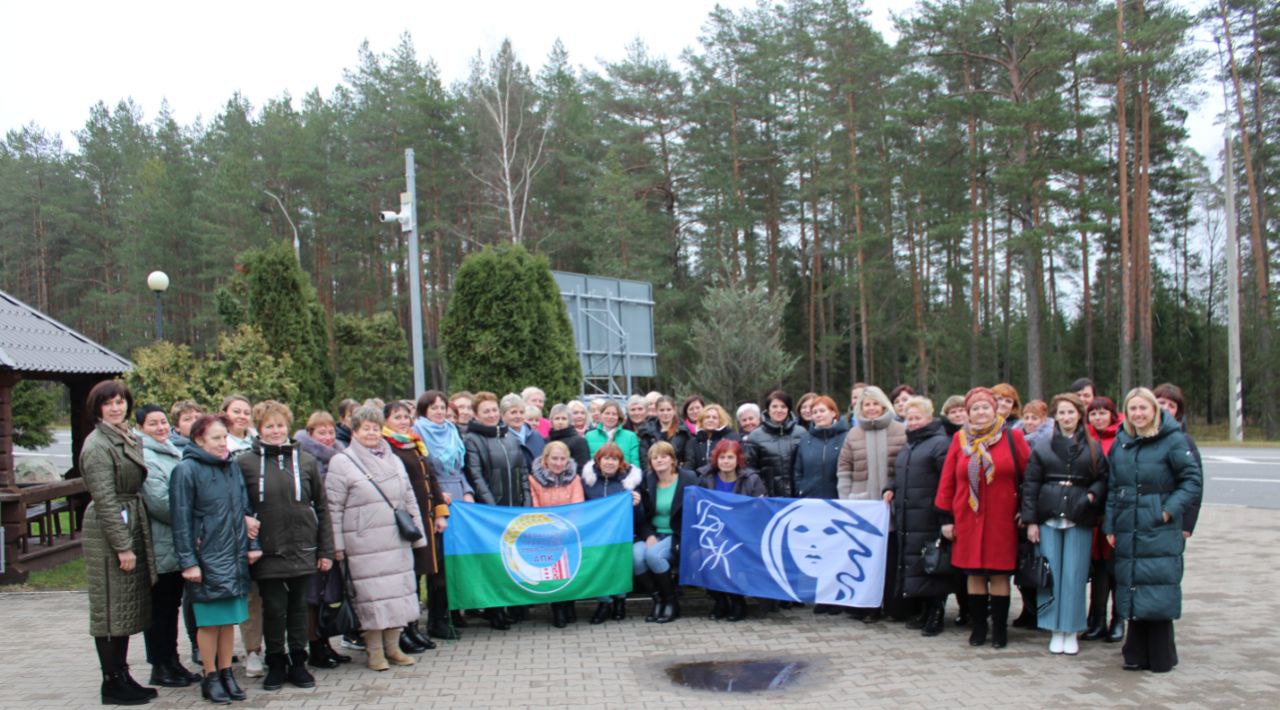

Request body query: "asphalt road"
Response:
[13, 432, 1280, 508]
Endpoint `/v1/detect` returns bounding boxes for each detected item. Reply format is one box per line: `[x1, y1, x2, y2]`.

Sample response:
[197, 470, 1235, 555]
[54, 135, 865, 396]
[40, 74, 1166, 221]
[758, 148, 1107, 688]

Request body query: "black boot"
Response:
[968, 594, 989, 646]
[508, 606, 529, 623]
[905, 607, 929, 630]
[990, 595, 1010, 649]
[308, 640, 339, 669]
[861, 609, 883, 624]
[200, 672, 231, 705]
[450, 610, 470, 628]
[484, 608, 511, 631]
[399, 629, 430, 654]
[426, 589, 460, 639]
[1011, 586, 1037, 628]
[322, 638, 351, 664]
[101, 672, 152, 706]
[286, 650, 316, 688]
[120, 671, 157, 700]
[954, 588, 971, 625]
[1108, 616, 1126, 643]
[590, 601, 612, 625]
[654, 573, 679, 624]
[218, 668, 246, 701]
[262, 653, 287, 691]
[725, 595, 748, 622]
[170, 659, 202, 684]
[149, 662, 191, 688]
[709, 592, 729, 621]
[551, 603, 568, 628]
[565, 603, 578, 624]
[922, 598, 946, 637]
[612, 597, 627, 621]
[406, 621, 436, 650]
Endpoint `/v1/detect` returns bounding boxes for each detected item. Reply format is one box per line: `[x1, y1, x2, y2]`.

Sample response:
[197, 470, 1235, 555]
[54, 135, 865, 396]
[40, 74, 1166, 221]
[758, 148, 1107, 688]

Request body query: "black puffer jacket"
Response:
[744, 414, 804, 497]
[630, 416, 662, 471]
[1021, 426, 1108, 527]
[170, 444, 259, 603]
[684, 426, 739, 472]
[665, 423, 694, 469]
[238, 440, 334, 580]
[889, 419, 954, 599]
[547, 426, 592, 471]
[463, 421, 529, 507]
[696, 466, 767, 497]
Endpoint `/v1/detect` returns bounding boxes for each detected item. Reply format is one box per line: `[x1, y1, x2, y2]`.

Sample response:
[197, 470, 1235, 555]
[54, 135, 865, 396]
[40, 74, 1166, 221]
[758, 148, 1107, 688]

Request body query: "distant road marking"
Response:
[1203, 456, 1275, 465]
[13, 452, 71, 459]
[1210, 477, 1280, 484]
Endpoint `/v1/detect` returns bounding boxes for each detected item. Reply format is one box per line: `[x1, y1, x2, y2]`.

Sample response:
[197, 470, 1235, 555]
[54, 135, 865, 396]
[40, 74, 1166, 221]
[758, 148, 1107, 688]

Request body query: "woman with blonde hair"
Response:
[1104, 388, 1201, 673]
[684, 404, 737, 472]
[528, 441, 585, 628]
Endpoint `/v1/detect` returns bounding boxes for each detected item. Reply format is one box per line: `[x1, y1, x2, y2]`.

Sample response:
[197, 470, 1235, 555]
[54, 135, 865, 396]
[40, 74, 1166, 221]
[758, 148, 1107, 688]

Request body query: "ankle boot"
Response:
[405, 622, 436, 650]
[654, 573, 678, 624]
[725, 595, 748, 622]
[905, 607, 928, 630]
[590, 601, 612, 625]
[383, 629, 416, 666]
[967, 594, 989, 646]
[922, 599, 946, 637]
[149, 662, 190, 688]
[612, 597, 627, 621]
[286, 650, 316, 688]
[199, 672, 231, 705]
[1107, 616, 1126, 643]
[101, 671, 151, 706]
[218, 668, 246, 701]
[565, 603, 578, 624]
[170, 659, 202, 684]
[121, 671, 157, 699]
[708, 592, 728, 620]
[308, 641, 339, 669]
[262, 653, 287, 691]
[363, 631, 389, 672]
[484, 608, 510, 631]
[990, 595, 1010, 648]
[551, 603, 568, 628]
[323, 638, 351, 664]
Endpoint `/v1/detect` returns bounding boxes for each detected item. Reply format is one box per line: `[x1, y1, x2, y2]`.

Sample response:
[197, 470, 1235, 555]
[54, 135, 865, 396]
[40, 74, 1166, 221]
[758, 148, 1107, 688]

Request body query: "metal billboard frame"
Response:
[552, 271, 656, 399]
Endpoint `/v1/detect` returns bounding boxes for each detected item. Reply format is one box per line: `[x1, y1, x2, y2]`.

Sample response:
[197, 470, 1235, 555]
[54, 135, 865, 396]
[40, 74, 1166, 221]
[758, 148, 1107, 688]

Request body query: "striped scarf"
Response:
[959, 416, 1006, 512]
[382, 426, 428, 458]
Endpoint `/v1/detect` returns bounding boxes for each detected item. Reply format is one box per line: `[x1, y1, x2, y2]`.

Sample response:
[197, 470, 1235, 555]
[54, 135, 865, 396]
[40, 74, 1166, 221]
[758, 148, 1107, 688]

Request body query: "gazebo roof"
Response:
[0, 289, 131, 376]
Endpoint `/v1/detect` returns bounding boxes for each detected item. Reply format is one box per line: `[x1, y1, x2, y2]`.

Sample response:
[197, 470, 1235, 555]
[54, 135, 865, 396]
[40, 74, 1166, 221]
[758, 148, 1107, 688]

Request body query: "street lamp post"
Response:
[147, 270, 169, 341]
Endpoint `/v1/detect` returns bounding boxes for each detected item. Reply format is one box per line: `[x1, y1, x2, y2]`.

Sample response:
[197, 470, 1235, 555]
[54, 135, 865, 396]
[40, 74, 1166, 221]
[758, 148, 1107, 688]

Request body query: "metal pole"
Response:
[404, 148, 426, 395]
[154, 292, 164, 341]
[1223, 136, 1244, 441]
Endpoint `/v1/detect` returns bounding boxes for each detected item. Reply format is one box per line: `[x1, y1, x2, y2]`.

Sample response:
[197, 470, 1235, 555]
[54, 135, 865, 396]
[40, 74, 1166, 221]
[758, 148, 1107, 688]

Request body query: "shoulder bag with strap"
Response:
[339, 452, 423, 543]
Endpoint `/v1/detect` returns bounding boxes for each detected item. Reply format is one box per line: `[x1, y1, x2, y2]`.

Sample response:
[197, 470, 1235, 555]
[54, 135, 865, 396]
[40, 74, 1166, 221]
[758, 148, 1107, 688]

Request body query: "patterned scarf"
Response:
[959, 415, 1006, 512]
[382, 426, 427, 458]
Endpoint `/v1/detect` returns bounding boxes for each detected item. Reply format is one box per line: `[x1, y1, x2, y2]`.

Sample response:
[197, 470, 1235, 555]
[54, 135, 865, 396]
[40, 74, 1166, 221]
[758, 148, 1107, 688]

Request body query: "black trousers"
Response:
[143, 571, 185, 666]
[94, 635, 130, 674]
[259, 574, 312, 654]
[1123, 619, 1177, 672]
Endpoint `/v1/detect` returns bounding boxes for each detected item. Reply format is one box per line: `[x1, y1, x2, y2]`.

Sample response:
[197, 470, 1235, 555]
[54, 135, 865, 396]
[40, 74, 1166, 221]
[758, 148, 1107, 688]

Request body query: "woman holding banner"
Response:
[636, 442, 697, 623]
[582, 443, 644, 624]
[935, 387, 1029, 649]
[528, 441, 585, 628]
[697, 440, 766, 622]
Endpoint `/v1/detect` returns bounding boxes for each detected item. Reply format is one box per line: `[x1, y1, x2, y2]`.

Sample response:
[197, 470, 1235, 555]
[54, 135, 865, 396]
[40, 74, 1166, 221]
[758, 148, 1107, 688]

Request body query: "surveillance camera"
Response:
[379, 210, 400, 224]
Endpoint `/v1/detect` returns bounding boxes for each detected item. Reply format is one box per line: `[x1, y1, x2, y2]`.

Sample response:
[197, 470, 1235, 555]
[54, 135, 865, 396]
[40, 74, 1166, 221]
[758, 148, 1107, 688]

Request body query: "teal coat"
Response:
[1103, 411, 1202, 621]
[139, 433, 183, 574]
[585, 425, 641, 468]
[171, 445, 258, 603]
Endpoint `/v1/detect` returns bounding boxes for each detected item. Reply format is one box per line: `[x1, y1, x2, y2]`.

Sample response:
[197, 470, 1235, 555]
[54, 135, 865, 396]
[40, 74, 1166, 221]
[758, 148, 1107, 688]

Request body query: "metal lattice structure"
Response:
[552, 272, 656, 399]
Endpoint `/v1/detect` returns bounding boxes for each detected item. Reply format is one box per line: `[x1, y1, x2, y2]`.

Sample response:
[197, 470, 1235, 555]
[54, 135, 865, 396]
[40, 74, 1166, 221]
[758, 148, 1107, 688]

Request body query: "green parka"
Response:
[1103, 410, 1202, 621]
[139, 433, 183, 574]
[170, 445, 258, 603]
[237, 439, 334, 580]
[81, 422, 156, 637]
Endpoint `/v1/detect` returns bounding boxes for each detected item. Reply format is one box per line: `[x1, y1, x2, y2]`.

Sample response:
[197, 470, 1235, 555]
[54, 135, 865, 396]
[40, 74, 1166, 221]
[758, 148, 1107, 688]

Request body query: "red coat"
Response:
[935, 428, 1029, 572]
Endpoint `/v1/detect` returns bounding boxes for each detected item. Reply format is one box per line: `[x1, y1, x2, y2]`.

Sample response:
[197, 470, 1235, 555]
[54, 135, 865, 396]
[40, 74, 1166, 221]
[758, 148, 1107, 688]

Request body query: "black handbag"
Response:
[341, 452, 424, 543]
[316, 562, 359, 638]
[921, 536, 955, 576]
[1016, 544, 1052, 589]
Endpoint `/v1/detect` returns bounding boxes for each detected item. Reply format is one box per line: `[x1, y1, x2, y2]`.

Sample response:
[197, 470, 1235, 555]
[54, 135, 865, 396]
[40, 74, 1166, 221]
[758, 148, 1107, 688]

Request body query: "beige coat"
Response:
[326, 440, 427, 631]
[837, 418, 907, 501]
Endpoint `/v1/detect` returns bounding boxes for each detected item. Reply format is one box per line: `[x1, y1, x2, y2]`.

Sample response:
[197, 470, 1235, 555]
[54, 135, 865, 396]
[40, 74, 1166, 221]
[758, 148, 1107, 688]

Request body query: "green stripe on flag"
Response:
[447, 542, 633, 610]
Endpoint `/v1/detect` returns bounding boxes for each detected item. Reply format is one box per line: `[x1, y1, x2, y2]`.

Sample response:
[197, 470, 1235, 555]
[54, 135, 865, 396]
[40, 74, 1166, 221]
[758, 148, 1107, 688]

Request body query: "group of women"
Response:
[82, 377, 1203, 704]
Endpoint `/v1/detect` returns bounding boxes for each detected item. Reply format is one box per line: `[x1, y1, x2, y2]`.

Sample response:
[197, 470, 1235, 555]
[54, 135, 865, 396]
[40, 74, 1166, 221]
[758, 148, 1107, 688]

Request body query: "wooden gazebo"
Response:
[0, 289, 132, 584]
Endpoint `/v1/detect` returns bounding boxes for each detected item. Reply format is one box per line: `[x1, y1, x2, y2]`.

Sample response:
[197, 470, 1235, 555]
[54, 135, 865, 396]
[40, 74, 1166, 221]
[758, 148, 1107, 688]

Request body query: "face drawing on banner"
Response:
[762, 500, 884, 604]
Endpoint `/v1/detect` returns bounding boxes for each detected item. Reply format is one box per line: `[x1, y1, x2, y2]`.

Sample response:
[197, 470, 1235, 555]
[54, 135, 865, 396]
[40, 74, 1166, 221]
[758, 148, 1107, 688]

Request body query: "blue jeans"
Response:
[1038, 523, 1091, 633]
[632, 535, 674, 575]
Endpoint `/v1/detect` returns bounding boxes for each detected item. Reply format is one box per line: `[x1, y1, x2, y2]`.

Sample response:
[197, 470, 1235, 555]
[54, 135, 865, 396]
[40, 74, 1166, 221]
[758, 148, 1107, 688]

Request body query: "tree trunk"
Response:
[1116, 0, 1134, 396]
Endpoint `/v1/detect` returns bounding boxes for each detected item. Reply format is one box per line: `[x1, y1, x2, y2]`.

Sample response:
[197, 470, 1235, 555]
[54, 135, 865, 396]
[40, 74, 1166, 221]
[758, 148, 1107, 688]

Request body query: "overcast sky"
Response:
[2, 0, 1225, 167]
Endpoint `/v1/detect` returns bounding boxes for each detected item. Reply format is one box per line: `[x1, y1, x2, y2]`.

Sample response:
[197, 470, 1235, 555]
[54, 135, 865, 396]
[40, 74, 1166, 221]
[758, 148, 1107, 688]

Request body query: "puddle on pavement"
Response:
[665, 659, 808, 693]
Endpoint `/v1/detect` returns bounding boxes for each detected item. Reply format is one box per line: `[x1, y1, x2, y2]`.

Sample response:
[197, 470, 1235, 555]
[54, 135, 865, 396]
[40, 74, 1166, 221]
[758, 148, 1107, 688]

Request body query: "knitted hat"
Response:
[964, 387, 998, 413]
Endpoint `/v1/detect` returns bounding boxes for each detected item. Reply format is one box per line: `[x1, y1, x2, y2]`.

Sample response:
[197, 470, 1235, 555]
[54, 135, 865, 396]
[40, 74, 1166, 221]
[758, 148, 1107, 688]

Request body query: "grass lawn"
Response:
[1187, 422, 1278, 447]
[0, 555, 86, 593]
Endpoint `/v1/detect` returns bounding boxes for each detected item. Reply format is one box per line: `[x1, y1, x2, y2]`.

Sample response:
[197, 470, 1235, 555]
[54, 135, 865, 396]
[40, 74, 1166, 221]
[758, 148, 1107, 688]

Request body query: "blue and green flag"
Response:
[444, 494, 633, 610]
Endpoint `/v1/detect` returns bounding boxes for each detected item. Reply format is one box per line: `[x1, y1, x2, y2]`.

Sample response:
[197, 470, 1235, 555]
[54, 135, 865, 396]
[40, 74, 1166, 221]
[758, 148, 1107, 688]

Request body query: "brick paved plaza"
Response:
[2, 504, 1276, 709]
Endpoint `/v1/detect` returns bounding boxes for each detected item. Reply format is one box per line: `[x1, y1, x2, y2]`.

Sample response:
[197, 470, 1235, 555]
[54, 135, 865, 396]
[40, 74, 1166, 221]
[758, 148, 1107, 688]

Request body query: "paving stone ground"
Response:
[2, 504, 1276, 709]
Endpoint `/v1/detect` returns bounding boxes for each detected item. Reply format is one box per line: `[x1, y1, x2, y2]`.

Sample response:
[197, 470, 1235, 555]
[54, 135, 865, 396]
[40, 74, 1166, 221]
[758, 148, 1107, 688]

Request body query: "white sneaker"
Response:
[1049, 631, 1065, 654]
[244, 650, 264, 677]
[1063, 633, 1079, 656]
